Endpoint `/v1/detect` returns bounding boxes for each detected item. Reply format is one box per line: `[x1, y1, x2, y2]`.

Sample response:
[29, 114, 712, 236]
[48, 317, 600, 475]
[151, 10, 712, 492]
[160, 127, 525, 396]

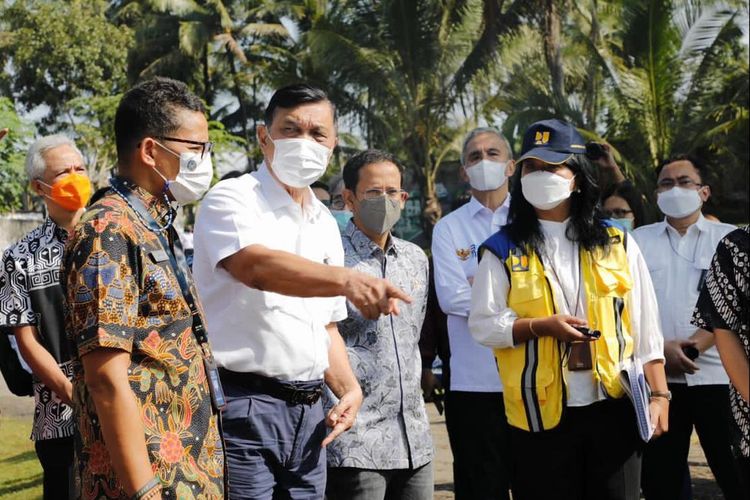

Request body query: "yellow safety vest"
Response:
[480, 224, 634, 432]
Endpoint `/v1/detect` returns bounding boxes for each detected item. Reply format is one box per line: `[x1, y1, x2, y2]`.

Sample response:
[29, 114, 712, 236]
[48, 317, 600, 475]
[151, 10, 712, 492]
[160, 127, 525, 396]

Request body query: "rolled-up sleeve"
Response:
[468, 250, 517, 349]
[626, 237, 665, 364]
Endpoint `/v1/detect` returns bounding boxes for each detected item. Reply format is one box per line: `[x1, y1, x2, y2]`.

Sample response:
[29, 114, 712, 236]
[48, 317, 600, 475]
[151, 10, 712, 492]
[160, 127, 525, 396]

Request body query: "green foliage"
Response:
[0, 0, 747, 224]
[0, 98, 34, 213]
[1, 0, 133, 131]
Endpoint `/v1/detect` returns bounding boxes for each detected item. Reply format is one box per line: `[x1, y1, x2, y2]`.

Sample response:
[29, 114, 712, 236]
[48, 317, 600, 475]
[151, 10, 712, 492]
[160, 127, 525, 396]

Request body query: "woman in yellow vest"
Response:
[469, 119, 669, 500]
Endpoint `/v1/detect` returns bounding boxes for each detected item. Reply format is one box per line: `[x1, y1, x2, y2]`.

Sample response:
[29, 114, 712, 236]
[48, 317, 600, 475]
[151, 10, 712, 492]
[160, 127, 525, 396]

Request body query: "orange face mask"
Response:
[39, 172, 92, 211]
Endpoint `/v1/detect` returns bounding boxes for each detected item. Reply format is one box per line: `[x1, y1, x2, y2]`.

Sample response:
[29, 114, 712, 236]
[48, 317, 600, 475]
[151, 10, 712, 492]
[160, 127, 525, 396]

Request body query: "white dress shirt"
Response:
[469, 219, 665, 407]
[634, 214, 735, 386]
[192, 163, 347, 381]
[431, 195, 510, 392]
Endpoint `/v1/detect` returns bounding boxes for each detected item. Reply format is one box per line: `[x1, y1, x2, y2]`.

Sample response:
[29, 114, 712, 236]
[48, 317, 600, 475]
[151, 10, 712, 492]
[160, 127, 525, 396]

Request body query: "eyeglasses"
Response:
[157, 136, 214, 160]
[361, 189, 408, 201]
[603, 208, 633, 218]
[656, 178, 703, 191]
[330, 196, 346, 210]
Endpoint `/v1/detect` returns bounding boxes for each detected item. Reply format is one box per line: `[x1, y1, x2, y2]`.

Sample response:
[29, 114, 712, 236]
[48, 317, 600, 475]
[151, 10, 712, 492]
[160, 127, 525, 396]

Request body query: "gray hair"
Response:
[25, 134, 83, 181]
[460, 127, 513, 165]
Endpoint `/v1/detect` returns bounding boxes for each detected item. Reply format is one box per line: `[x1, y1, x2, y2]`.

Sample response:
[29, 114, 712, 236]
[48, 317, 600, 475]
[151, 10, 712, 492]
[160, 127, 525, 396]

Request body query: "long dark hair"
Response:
[507, 153, 610, 253]
[601, 180, 647, 229]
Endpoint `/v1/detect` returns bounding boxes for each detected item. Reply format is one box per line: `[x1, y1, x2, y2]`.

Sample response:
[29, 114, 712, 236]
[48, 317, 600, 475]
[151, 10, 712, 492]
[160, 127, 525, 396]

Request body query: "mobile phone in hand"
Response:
[573, 326, 601, 339]
[682, 345, 700, 361]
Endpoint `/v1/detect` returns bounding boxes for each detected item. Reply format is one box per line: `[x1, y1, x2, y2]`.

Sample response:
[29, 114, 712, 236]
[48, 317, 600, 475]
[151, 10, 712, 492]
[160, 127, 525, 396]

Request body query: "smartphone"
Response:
[682, 345, 700, 361]
[574, 326, 601, 339]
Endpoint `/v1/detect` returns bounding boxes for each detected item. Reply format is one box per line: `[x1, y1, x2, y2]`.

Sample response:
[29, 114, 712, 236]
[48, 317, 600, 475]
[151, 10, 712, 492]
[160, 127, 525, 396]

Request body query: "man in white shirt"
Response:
[635, 154, 743, 500]
[431, 127, 515, 500]
[193, 84, 410, 499]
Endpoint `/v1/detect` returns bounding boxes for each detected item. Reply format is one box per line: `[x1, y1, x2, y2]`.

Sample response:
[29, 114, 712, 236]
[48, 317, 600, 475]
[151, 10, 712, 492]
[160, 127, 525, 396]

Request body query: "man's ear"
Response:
[257, 124, 269, 148]
[138, 137, 158, 169]
[700, 184, 711, 202]
[506, 159, 516, 177]
[30, 179, 45, 198]
[459, 165, 469, 183]
[342, 188, 357, 211]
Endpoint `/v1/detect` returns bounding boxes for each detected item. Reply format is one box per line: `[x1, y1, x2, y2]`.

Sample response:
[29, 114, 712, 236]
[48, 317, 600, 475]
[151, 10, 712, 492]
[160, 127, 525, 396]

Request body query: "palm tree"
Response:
[274, 0, 532, 238]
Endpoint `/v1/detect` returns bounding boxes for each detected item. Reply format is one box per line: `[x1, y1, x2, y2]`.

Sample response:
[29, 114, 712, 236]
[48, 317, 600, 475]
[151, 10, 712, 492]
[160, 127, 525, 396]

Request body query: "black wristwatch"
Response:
[650, 390, 672, 401]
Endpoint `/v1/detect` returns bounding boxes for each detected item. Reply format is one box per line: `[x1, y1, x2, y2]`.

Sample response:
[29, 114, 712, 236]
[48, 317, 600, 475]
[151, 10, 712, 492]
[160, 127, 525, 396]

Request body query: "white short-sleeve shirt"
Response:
[192, 163, 347, 381]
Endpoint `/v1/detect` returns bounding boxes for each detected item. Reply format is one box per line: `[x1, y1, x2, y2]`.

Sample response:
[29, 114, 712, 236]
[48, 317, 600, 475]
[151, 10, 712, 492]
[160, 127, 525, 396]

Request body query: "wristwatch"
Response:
[649, 390, 672, 401]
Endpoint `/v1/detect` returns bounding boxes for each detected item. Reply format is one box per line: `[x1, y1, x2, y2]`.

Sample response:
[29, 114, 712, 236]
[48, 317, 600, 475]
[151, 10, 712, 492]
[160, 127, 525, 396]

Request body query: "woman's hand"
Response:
[533, 314, 594, 342]
[649, 397, 669, 438]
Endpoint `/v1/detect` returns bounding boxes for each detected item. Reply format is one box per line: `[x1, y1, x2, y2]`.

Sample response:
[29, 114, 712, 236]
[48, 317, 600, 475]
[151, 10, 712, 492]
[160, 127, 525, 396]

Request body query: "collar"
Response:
[256, 162, 324, 219]
[467, 193, 511, 218]
[113, 176, 174, 226]
[344, 220, 399, 258]
[41, 216, 68, 244]
[659, 212, 708, 237]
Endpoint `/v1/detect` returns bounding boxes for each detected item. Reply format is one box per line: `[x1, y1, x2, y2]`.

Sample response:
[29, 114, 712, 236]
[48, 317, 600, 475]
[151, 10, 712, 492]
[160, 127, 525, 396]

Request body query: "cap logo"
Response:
[534, 131, 550, 145]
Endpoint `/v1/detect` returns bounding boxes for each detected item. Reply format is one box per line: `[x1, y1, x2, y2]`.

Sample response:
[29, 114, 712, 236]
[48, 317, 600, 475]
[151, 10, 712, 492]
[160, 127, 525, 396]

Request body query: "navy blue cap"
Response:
[518, 119, 587, 165]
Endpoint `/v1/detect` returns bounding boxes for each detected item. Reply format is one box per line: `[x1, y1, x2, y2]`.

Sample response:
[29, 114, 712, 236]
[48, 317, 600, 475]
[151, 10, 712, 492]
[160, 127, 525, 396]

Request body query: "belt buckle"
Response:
[288, 387, 321, 406]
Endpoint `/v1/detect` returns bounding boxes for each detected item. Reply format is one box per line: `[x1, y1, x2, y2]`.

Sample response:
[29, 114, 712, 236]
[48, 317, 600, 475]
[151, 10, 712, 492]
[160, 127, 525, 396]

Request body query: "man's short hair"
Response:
[25, 134, 82, 181]
[343, 149, 405, 191]
[460, 127, 513, 165]
[310, 180, 330, 194]
[656, 154, 709, 184]
[263, 84, 336, 126]
[114, 77, 206, 160]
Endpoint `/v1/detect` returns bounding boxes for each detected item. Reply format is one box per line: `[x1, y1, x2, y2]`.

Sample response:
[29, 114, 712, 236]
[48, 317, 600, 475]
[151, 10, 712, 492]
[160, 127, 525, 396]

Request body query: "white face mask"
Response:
[154, 141, 213, 204]
[657, 187, 703, 218]
[521, 170, 575, 210]
[465, 159, 507, 191]
[267, 135, 331, 188]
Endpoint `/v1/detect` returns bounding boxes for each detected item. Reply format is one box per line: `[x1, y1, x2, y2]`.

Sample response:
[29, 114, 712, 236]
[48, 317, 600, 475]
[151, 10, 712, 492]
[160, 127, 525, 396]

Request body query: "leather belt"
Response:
[218, 368, 323, 405]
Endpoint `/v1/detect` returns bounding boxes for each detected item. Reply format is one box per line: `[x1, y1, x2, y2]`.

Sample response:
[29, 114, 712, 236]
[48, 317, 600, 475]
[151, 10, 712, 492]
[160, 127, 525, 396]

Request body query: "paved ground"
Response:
[0, 378, 723, 499]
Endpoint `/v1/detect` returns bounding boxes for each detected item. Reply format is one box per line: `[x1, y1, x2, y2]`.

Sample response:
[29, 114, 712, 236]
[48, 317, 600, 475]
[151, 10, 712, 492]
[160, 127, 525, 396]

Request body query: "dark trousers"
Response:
[509, 398, 642, 500]
[34, 436, 74, 500]
[326, 462, 434, 500]
[444, 390, 511, 500]
[642, 384, 744, 500]
[220, 378, 327, 500]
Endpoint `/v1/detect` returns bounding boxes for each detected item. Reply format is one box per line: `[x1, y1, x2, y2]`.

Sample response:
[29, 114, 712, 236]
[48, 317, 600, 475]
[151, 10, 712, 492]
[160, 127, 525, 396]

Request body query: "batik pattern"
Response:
[0, 217, 75, 441]
[323, 221, 433, 470]
[63, 179, 224, 499]
[693, 225, 749, 458]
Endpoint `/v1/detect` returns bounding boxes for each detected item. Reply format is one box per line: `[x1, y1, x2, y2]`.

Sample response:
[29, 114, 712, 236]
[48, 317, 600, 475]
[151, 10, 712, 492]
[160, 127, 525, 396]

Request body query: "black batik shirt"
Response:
[693, 225, 750, 458]
[0, 217, 75, 441]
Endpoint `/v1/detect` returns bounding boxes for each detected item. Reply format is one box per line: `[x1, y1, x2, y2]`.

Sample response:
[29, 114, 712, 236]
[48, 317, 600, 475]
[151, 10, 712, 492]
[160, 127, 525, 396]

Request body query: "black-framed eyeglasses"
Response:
[603, 208, 633, 218]
[157, 136, 214, 159]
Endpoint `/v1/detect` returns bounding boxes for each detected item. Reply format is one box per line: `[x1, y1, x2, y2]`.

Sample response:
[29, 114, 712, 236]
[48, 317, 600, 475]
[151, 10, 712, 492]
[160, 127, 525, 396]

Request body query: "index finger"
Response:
[322, 423, 347, 447]
[386, 283, 412, 304]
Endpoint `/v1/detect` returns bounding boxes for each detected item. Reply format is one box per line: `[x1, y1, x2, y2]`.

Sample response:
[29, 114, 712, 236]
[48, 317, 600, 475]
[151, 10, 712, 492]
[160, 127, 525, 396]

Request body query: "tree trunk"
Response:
[544, 0, 566, 114]
[226, 43, 252, 171]
[583, 0, 600, 130]
[203, 44, 212, 107]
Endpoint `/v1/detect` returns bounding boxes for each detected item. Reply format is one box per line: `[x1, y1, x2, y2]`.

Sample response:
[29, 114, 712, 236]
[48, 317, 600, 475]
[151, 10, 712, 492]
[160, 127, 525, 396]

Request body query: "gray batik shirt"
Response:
[324, 221, 433, 470]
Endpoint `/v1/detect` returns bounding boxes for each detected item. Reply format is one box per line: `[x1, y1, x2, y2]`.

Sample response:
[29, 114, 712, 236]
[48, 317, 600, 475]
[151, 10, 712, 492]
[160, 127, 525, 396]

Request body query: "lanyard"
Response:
[541, 242, 582, 318]
[665, 225, 702, 265]
[110, 177, 209, 347]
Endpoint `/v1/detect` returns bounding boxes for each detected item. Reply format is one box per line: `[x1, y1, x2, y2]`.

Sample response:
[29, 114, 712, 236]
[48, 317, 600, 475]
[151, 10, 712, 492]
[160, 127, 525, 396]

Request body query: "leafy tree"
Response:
[1, 0, 132, 131]
[0, 98, 35, 213]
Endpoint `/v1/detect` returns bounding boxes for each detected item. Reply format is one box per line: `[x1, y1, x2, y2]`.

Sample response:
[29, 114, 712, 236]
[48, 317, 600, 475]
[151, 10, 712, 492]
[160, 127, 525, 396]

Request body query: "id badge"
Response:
[568, 342, 593, 371]
[203, 356, 227, 411]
